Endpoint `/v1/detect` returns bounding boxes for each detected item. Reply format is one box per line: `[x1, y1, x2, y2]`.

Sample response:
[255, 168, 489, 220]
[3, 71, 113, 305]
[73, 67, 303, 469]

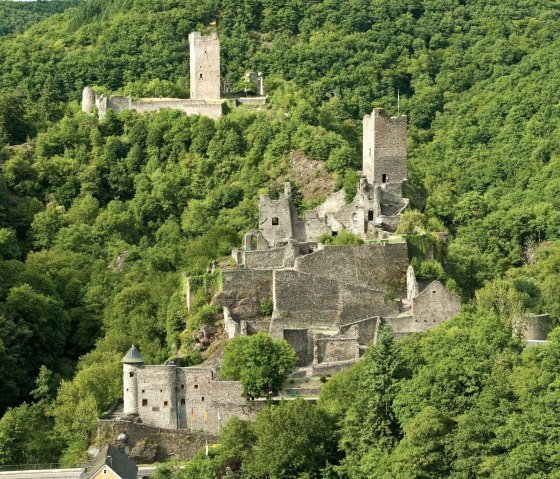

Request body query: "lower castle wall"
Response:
[97, 420, 217, 462]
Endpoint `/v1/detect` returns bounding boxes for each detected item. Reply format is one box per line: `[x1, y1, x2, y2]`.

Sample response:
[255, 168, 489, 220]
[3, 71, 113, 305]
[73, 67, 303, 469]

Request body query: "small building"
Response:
[80, 444, 137, 479]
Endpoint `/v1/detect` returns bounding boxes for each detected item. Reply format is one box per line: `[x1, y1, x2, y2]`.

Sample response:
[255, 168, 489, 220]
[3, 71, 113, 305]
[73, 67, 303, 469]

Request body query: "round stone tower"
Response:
[121, 344, 145, 416]
[82, 87, 96, 114]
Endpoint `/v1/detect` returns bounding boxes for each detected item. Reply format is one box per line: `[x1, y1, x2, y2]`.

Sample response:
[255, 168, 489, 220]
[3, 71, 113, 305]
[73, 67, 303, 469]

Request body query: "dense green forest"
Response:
[1, 0, 560, 476]
[0, 0, 78, 37]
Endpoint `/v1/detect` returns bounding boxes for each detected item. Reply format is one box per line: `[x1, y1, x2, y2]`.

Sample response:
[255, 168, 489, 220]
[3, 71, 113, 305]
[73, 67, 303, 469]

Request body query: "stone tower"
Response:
[122, 345, 145, 416]
[362, 108, 408, 185]
[189, 32, 221, 101]
[82, 87, 96, 114]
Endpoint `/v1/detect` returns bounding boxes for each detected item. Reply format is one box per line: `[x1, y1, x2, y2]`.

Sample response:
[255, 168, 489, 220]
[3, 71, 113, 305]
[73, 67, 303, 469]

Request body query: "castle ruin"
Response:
[82, 31, 266, 120]
[215, 108, 461, 373]
[109, 108, 462, 441]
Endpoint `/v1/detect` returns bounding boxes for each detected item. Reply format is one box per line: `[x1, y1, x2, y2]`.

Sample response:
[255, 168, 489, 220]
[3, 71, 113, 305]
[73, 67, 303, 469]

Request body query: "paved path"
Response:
[0, 465, 156, 478]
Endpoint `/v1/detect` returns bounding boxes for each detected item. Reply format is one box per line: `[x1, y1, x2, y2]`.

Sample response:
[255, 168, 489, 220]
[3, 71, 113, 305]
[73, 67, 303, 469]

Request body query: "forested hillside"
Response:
[0, 0, 78, 37]
[1, 0, 560, 475]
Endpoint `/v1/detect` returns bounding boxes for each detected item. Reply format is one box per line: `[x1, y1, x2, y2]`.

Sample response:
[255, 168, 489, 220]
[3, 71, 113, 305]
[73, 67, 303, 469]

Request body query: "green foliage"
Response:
[220, 332, 297, 397]
[2, 0, 560, 470]
[244, 400, 339, 479]
[258, 299, 273, 317]
[319, 230, 364, 246]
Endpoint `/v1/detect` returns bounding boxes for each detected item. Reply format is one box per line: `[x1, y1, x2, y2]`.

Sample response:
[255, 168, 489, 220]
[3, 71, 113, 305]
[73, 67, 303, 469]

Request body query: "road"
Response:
[0, 465, 156, 479]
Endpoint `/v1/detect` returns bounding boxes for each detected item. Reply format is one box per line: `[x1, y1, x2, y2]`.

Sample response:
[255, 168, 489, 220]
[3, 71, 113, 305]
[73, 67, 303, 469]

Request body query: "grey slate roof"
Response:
[80, 444, 138, 479]
[121, 344, 145, 364]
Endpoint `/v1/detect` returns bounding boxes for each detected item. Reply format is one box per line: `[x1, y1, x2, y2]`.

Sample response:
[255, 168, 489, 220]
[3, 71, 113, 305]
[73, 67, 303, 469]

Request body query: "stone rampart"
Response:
[97, 420, 216, 461]
[294, 243, 408, 295]
[244, 247, 287, 269]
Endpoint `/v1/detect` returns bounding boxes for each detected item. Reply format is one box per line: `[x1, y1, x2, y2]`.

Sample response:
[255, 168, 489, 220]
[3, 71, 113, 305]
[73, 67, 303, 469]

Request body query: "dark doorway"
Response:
[368, 210, 374, 221]
[382, 174, 387, 183]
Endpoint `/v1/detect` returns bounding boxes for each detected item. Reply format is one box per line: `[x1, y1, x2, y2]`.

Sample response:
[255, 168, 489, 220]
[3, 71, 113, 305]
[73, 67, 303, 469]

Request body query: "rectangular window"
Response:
[141, 389, 145, 393]
[194, 384, 199, 389]
[180, 384, 185, 390]
[368, 210, 374, 221]
[382, 174, 387, 183]
[181, 399, 186, 405]
[272, 217, 279, 226]
[201, 396, 205, 402]
[142, 399, 148, 406]
[129, 372, 134, 378]
[164, 401, 169, 407]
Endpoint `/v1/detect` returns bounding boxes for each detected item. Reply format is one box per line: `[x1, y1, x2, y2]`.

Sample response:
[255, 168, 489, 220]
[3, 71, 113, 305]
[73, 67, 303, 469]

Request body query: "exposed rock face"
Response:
[128, 439, 158, 464]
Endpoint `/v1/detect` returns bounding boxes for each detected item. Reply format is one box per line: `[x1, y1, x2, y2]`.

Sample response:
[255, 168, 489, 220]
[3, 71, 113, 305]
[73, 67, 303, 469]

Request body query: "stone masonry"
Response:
[212, 109, 462, 373]
[82, 30, 266, 120]
[120, 346, 263, 436]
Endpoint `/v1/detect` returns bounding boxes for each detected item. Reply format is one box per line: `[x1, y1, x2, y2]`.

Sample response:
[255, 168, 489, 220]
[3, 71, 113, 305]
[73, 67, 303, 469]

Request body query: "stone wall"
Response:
[272, 270, 340, 332]
[513, 314, 550, 341]
[338, 282, 398, 325]
[216, 269, 273, 323]
[362, 108, 407, 185]
[294, 243, 408, 295]
[136, 366, 177, 430]
[131, 99, 225, 119]
[97, 420, 215, 461]
[244, 247, 289, 269]
[82, 89, 225, 120]
[412, 281, 461, 323]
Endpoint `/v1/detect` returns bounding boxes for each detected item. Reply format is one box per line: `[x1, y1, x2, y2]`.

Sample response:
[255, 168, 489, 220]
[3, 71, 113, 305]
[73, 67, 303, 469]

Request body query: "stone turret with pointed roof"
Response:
[121, 344, 145, 364]
[122, 345, 144, 415]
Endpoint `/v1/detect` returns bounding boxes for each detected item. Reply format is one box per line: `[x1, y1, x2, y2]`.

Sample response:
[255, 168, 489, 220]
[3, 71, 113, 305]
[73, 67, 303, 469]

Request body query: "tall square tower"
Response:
[189, 32, 221, 101]
[362, 108, 407, 185]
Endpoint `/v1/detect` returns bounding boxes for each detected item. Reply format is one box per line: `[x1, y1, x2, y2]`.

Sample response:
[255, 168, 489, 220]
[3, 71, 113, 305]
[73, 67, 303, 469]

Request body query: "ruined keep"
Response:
[189, 32, 221, 100]
[82, 31, 266, 120]
[120, 345, 261, 435]
[212, 108, 462, 373]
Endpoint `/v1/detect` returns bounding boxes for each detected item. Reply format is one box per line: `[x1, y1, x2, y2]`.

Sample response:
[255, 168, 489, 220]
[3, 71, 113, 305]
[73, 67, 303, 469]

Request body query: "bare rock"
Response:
[129, 439, 158, 465]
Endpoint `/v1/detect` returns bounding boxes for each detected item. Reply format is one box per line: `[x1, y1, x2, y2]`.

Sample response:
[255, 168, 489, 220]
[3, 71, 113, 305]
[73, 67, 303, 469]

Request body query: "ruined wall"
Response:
[258, 195, 296, 246]
[303, 210, 330, 242]
[82, 89, 225, 120]
[315, 326, 360, 364]
[189, 32, 221, 100]
[339, 317, 378, 345]
[339, 283, 398, 325]
[98, 420, 215, 461]
[131, 99, 224, 119]
[513, 314, 550, 341]
[316, 189, 346, 219]
[208, 381, 264, 431]
[216, 269, 273, 323]
[363, 108, 407, 185]
[272, 270, 340, 332]
[412, 281, 461, 323]
[244, 247, 287, 269]
[294, 243, 408, 295]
